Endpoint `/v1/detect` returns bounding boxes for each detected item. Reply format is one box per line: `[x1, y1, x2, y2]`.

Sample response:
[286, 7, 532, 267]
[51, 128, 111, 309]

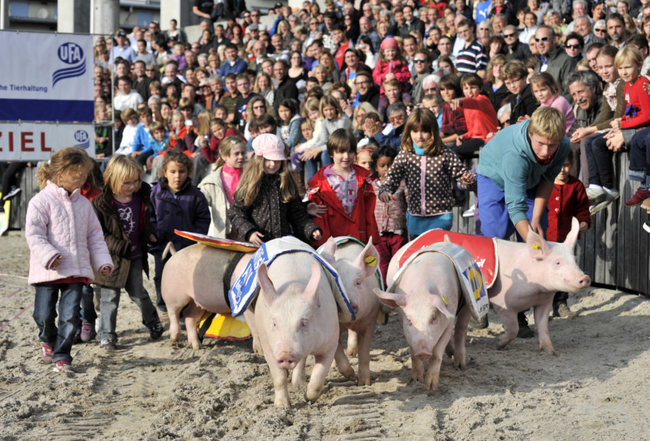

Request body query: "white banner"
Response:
[0, 31, 94, 122]
[0, 123, 95, 161]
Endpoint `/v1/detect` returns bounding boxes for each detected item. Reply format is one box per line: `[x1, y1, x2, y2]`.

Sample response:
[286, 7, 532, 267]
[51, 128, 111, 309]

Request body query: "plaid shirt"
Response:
[441, 103, 468, 137]
[372, 179, 407, 235]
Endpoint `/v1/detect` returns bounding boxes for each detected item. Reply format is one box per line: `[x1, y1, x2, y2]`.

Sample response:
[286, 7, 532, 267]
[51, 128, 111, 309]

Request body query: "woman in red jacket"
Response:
[307, 129, 379, 248]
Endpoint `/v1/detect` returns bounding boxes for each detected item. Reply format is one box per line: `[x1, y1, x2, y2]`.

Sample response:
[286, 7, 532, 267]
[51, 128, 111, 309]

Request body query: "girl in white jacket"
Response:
[198, 136, 247, 238]
[25, 148, 113, 373]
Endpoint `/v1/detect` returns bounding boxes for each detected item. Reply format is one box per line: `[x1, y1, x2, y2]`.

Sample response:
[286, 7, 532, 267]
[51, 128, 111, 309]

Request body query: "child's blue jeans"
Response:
[33, 282, 83, 363]
[477, 174, 548, 240]
[629, 127, 650, 187]
[80, 284, 98, 324]
[305, 149, 333, 181]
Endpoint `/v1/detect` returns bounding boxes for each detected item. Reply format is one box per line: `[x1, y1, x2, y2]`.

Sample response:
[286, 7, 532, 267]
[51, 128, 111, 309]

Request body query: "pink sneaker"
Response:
[53, 360, 72, 373]
[41, 343, 54, 363]
[80, 320, 96, 342]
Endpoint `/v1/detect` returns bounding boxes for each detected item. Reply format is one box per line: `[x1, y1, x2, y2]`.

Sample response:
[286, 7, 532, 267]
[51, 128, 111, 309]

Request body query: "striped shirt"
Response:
[456, 40, 488, 75]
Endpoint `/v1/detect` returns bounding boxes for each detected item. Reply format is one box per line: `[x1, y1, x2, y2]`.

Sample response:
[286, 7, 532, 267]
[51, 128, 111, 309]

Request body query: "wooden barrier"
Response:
[4, 153, 649, 295]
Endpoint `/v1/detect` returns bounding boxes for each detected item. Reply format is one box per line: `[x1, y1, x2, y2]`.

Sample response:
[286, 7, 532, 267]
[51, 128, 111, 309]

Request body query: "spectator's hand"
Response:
[312, 230, 322, 241]
[379, 192, 394, 203]
[170, 132, 178, 141]
[363, 118, 381, 138]
[191, 151, 202, 158]
[341, 99, 353, 117]
[644, 82, 650, 96]
[579, 221, 589, 233]
[605, 130, 625, 151]
[249, 231, 264, 245]
[449, 98, 463, 111]
[530, 219, 545, 238]
[307, 202, 327, 218]
[570, 127, 590, 143]
[315, 32, 323, 40]
[610, 118, 622, 130]
[456, 134, 464, 146]
[486, 132, 496, 141]
[26, 162, 33, 168]
[149, 234, 157, 242]
[517, 115, 530, 123]
[132, 151, 142, 157]
[385, 73, 396, 81]
[96, 153, 105, 158]
[99, 266, 112, 277]
[300, 148, 322, 161]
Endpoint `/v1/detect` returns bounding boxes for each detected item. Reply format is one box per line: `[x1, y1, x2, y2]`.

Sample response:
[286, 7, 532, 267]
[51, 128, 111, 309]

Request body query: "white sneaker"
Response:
[462, 204, 476, 218]
[2, 186, 21, 201]
[644, 222, 650, 234]
[586, 187, 605, 205]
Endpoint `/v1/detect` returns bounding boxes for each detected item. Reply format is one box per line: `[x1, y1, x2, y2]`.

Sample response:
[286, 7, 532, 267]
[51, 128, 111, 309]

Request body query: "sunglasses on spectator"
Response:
[535, 36, 551, 42]
[503, 33, 515, 38]
[595, 28, 606, 33]
[355, 80, 370, 85]
[414, 58, 427, 63]
[565, 44, 581, 49]
[146, 68, 155, 72]
[253, 105, 266, 110]
[389, 115, 404, 122]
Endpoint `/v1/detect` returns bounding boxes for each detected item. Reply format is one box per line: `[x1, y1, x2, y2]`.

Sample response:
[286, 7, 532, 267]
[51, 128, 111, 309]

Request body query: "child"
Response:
[150, 151, 211, 312]
[547, 152, 591, 318]
[370, 146, 407, 281]
[439, 74, 468, 145]
[421, 94, 444, 130]
[307, 129, 379, 247]
[449, 73, 500, 157]
[131, 107, 154, 166]
[502, 60, 539, 125]
[92, 155, 162, 350]
[168, 111, 186, 151]
[95, 104, 112, 158]
[202, 118, 239, 164]
[229, 133, 322, 245]
[591, 46, 650, 212]
[115, 108, 142, 155]
[530, 73, 575, 134]
[372, 36, 411, 96]
[356, 148, 374, 170]
[146, 121, 171, 179]
[198, 136, 247, 238]
[276, 98, 302, 156]
[378, 108, 475, 238]
[307, 96, 353, 179]
[26, 148, 113, 372]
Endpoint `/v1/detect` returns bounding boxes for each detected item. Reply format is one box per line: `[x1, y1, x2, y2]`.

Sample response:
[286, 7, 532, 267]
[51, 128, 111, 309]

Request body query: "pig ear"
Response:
[373, 288, 406, 309]
[320, 237, 337, 265]
[258, 264, 279, 307]
[303, 261, 322, 307]
[353, 240, 381, 279]
[443, 234, 452, 244]
[563, 217, 580, 250]
[526, 226, 549, 259]
[431, 295, 455, 319]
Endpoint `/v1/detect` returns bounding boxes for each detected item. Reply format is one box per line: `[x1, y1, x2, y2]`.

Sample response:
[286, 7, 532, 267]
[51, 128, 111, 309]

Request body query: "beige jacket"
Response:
[198, 166, 231, 238]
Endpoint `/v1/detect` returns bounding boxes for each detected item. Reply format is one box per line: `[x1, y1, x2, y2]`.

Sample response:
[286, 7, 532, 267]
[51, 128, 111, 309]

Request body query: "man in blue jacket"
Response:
[220, 44, 248, 78]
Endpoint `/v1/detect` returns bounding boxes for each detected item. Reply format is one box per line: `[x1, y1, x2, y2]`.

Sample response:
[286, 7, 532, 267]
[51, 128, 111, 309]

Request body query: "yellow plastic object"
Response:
[198, 312, 251, 340]
[174, 230, 259, 252]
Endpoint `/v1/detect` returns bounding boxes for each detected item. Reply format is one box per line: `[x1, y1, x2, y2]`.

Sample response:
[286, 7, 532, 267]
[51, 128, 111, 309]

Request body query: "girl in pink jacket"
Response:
[372, 37, 411, 96]
[25, 148, 113, 373]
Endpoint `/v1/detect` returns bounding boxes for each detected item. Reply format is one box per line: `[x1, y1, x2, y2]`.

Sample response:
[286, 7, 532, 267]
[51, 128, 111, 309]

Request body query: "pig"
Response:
[383, 218, 591, 356]
[374, 251, 471, 390]
[319, 238, 382, 386]
[248, 256, 339, 407]
[161, 244, 254, 350]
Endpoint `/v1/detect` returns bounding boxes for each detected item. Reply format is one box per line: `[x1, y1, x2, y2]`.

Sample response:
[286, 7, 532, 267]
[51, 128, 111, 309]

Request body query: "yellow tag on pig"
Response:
[441, 294, 449, 305]
[532, 243, 541, 250]
[365, 256, 377, 267]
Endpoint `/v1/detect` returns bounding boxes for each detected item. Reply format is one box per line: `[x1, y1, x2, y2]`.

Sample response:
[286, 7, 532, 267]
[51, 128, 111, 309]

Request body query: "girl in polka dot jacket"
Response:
[378, 109, 475, 239]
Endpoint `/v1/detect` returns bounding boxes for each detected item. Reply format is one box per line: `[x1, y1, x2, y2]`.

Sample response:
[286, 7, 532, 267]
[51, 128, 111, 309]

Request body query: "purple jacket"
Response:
[149, 178, 211, 253]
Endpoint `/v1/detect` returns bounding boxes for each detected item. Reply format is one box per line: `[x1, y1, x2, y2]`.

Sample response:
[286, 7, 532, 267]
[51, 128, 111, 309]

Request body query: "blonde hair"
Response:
[234, 155, 298, 206]
[528, 106, 566, 142]
[196, 110, 212, 137]
[103, 154, 143, 195]
[36, 147, 94, 190]
[246, 96, 268, 124]
[215, 135, 246, 169]
[319, 95, 342, 120]
[401, 108, 443, 156]
[614, 45, 643, 68]
[352, 102, 381, 130]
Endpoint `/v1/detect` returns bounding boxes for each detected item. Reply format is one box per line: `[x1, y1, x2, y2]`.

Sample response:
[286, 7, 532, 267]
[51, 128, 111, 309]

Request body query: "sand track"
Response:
[1, 230, 649, 440]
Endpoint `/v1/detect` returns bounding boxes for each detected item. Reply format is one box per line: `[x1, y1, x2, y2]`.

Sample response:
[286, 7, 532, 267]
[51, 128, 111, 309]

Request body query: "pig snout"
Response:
[276, 352, 297, 370]
[565, 274, 591, 291]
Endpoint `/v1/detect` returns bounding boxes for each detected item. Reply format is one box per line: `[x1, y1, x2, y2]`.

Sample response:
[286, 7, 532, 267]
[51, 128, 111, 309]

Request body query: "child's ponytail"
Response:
[36, 147, 93, 190]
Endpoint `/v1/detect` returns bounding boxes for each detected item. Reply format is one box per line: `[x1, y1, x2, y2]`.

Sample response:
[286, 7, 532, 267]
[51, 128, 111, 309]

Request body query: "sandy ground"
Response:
[1, 229, 649, 440]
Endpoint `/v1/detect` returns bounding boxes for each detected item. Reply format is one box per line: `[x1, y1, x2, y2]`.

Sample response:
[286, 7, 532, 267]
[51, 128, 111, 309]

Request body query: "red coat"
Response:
[307, 164, 380, 248]
[202, 128, 239, 163]
[546, 176, 591, 242]
[373, 60, 411, 93]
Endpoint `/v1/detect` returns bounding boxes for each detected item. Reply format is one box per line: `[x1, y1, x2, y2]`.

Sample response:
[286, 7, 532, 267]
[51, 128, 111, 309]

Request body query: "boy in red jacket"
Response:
[307, 129, 379, 248]
[547, 152, 591, 318]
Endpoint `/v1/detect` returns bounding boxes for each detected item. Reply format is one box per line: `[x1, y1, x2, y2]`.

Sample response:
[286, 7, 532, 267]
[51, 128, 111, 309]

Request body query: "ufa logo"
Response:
[52, 42, 86, 87]
[74, 130, 90, 150]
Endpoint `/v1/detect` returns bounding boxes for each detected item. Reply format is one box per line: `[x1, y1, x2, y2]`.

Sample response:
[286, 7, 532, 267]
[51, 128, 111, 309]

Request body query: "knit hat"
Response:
[253, 134, 287, 161]
[380, 36, 399, 50]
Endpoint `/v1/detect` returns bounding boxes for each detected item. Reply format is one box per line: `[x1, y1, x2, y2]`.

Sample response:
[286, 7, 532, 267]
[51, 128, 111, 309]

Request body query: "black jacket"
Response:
[274, 77, 299, 111]
[509, 84, 540, 125]
[358, 85, 380, 110]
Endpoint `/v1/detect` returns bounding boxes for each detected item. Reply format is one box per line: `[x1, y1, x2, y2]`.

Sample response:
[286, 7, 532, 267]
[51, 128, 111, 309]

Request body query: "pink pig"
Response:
[485, 218, 590, 355]
[319, 238, 382, 386]
[374, 251, 471, 390]
[246, 256, 339, 408]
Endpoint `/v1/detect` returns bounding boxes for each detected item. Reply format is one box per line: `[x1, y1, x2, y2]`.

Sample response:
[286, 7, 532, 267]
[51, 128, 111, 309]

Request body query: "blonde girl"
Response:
[378, 108, 475, 238]
[26, 148, 112, 372]
[199, 135, 247, 238]
[529, 72, 575, 133]
[169, 111, 185, 150]
[313, 64, 333, 93]
[228, 134, 322, 244]
[296, 97, 323, 155]
[92, 154, 162, 350]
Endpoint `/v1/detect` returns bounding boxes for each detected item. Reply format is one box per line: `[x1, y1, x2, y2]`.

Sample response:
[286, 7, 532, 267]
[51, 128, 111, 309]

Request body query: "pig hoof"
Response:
[338, 367, 356, 380]
[346, 348, 358, 357]
[357, 375, 371, 386]
[305, 389, 322, 403]
[274, 398, 291, 408]
[540, 346, 558, 356]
